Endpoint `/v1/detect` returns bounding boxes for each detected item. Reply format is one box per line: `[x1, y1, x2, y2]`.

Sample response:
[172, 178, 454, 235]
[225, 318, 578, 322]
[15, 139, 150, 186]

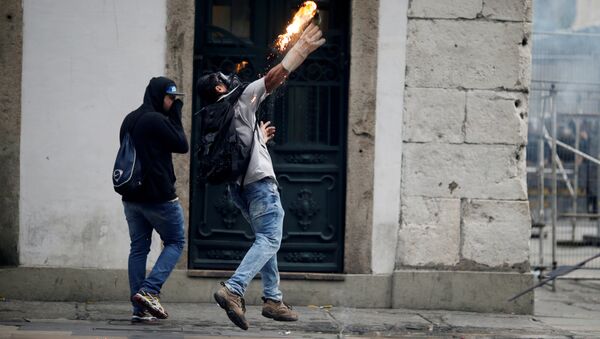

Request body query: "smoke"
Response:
[531, 0, 600, 122]
[533, 0, 576, 32]
[528, 0, 600, 221]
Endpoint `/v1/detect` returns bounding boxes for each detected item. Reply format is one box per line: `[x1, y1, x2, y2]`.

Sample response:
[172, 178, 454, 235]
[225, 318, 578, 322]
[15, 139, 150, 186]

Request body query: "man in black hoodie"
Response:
[119, 76, 188, 323]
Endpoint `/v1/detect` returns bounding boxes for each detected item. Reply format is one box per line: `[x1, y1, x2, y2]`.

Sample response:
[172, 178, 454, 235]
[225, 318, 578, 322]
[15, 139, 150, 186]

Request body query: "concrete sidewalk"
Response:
[1, 279, 599, 338]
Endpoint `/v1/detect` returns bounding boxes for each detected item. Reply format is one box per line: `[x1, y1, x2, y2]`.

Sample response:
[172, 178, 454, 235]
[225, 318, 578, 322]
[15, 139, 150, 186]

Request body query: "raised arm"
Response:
[264, 64, 289, 94]
[264, 23, 326, 93]
[152, 99, 189, 154]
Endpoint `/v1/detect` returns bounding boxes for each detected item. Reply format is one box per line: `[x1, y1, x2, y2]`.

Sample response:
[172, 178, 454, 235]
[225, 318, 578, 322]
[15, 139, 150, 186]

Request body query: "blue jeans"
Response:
[123, 200, 185, 313]
[225, 177, 284, 301]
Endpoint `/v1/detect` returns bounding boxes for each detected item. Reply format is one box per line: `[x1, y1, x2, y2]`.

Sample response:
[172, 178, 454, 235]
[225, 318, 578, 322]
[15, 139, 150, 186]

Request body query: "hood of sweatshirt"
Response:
[120, 76, 178, 141]
[141, 76, 178, 115]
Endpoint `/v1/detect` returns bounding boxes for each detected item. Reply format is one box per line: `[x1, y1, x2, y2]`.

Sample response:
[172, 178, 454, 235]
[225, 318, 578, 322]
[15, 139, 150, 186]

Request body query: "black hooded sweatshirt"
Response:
[119, 77, 189, 203]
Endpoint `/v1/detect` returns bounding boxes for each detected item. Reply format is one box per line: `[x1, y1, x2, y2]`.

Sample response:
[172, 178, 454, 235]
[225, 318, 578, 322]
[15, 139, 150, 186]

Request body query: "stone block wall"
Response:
[0, 0, 22, 266]
[166, 0, 195, 269]
[397, 0, 532, 271]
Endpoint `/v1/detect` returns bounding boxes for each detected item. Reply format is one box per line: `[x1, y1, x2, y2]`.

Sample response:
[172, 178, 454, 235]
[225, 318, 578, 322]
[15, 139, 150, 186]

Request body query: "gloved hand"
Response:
[168, 98, 184, 120]
[281, 23, 326, 73]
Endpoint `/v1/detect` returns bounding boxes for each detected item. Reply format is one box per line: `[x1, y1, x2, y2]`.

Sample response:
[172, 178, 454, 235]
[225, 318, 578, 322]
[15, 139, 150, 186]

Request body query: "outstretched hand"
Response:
[265, 24, 326, 93]
[296, 23, 326, 56]
[260, 121, 276, 143]
[281, 23, 326, 73]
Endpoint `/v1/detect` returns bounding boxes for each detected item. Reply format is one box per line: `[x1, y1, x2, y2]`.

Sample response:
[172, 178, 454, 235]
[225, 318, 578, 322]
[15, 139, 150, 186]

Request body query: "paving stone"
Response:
[0, 291, 598, 338]
[329, 307, 430, 334]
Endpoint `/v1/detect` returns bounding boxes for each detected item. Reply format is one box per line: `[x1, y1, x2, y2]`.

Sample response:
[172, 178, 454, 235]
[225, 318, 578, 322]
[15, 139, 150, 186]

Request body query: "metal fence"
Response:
[528, 31, 600, 272]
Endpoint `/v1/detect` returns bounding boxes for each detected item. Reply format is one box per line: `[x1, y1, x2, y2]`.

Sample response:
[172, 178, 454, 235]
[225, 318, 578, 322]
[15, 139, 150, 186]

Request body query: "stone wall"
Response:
[371, 0, 408, 274]
[344, 0, 379, 273]
[0, 0, 22, 266]
[166, 0, 195, 269]
[19, 0, 167, 268]
[397, 0, 533, 271]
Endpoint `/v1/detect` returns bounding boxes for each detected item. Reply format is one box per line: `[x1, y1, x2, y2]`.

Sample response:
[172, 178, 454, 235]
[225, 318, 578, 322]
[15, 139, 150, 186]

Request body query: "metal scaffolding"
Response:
[528, 31, 600, 280]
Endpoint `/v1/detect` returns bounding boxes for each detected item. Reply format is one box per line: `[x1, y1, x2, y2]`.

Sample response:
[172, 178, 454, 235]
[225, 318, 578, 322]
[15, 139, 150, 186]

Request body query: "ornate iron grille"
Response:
[190, 0, 349, 272]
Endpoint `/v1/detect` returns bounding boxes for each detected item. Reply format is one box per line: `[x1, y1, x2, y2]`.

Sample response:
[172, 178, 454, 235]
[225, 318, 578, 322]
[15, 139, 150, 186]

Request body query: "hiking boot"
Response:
[261, 297, 299, 321]
[131, 290, 168, 319]
[131, 311, 158, 324]
[213, 282, 249, 330]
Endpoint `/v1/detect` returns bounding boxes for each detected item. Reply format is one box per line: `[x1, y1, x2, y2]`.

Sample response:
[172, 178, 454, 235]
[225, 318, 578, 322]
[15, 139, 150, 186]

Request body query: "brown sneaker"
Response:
[213, 282, 249, 330]
[261, 297, 299, 321]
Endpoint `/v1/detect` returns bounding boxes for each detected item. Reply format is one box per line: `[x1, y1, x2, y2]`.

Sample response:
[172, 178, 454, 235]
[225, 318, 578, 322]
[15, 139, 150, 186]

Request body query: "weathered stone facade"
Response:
[166, 0, 195, 269]
[398, 0, 532, 270]
[0, 0, 22, 266]
[0, 0, 535, 314]
[344, 0, 380, 274]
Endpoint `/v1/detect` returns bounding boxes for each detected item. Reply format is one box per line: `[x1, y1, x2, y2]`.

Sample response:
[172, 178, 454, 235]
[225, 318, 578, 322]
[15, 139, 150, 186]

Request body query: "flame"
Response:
[235, 60, 249, 73]
[275, 1, 318, 52]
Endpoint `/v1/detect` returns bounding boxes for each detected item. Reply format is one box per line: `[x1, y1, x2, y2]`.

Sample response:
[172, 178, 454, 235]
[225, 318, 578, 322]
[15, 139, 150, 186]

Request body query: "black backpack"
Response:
[196, 85, 258, 185]
[113, 113, 144, 195]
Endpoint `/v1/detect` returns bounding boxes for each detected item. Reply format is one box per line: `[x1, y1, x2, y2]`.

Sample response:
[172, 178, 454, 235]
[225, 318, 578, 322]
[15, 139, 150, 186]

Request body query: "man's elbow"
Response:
[178, 143, 190, 154]
[173, 140, 189, 154]
[265, 64, 289, 93]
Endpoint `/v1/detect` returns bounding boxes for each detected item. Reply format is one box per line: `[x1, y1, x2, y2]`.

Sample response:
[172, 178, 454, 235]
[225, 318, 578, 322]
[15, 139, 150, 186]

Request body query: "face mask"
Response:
[217, 72, 242, 92]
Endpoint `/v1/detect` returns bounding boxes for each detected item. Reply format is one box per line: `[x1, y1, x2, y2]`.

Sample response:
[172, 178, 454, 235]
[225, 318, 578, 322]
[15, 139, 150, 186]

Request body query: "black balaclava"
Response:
[141, 76, 177, 115]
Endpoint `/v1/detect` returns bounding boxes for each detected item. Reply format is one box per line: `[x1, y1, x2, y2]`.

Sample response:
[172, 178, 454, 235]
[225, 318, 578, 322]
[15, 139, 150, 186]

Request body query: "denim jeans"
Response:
[225, 177, 284, 301]
[123, 200, 185, 313]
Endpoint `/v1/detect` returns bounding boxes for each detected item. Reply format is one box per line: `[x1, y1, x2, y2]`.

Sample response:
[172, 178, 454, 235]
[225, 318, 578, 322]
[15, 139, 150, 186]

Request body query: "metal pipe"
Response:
[597, 215, 600, 249]
[539, 98, 546, 220]
[532, 79, 600, 86]
[539, 97, 546, 268]
[544, 132, 600, 166]
[550, 84, 558, 291]
[559, 212, 600, 218]
[556, 277, 600, 281]
[543, 133, 575, 196]
[597, 122, 600, 252]
[572, 121, 580, 242]
[534, 31, 600, 37]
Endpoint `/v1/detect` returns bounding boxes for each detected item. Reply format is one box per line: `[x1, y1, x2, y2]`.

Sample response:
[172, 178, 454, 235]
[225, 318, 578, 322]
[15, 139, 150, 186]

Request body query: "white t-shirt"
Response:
[231, 78, 276, 185]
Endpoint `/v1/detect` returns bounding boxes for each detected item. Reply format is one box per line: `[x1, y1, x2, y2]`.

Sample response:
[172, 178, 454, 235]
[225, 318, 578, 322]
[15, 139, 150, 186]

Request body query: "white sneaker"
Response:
[131, 311, 158, 324]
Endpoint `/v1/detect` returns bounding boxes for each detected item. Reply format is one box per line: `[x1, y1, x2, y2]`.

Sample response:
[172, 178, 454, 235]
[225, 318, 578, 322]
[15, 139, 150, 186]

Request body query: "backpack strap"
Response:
[240, 114, 260, 189]
[127, 110, 146, 137]
[225, 85, 247, 104]
[221, 84, 258, 189]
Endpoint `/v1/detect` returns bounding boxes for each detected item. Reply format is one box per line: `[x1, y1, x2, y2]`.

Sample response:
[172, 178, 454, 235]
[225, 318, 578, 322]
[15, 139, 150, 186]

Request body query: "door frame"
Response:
[166, 0, 380, 274]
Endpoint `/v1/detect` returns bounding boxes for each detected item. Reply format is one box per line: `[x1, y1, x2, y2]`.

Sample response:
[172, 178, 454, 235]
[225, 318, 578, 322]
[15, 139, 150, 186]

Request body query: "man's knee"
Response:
[130, 235, 152, 255]
[276, 204, 285, 219]
[130, 242, 151, 256]
[257, 234, 281, 253]
[173, 239, 186, 251]
[163, 234, 186, 250]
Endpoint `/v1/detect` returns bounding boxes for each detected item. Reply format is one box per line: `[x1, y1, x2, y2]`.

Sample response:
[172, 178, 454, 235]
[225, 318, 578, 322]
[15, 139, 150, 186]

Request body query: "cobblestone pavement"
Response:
[1, 278, 599, 338]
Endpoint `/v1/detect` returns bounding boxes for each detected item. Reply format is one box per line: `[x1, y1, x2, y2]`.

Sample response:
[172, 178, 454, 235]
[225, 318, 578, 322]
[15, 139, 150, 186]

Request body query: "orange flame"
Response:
[235, 60, 249, 73]
[275, 1, 318, 52]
